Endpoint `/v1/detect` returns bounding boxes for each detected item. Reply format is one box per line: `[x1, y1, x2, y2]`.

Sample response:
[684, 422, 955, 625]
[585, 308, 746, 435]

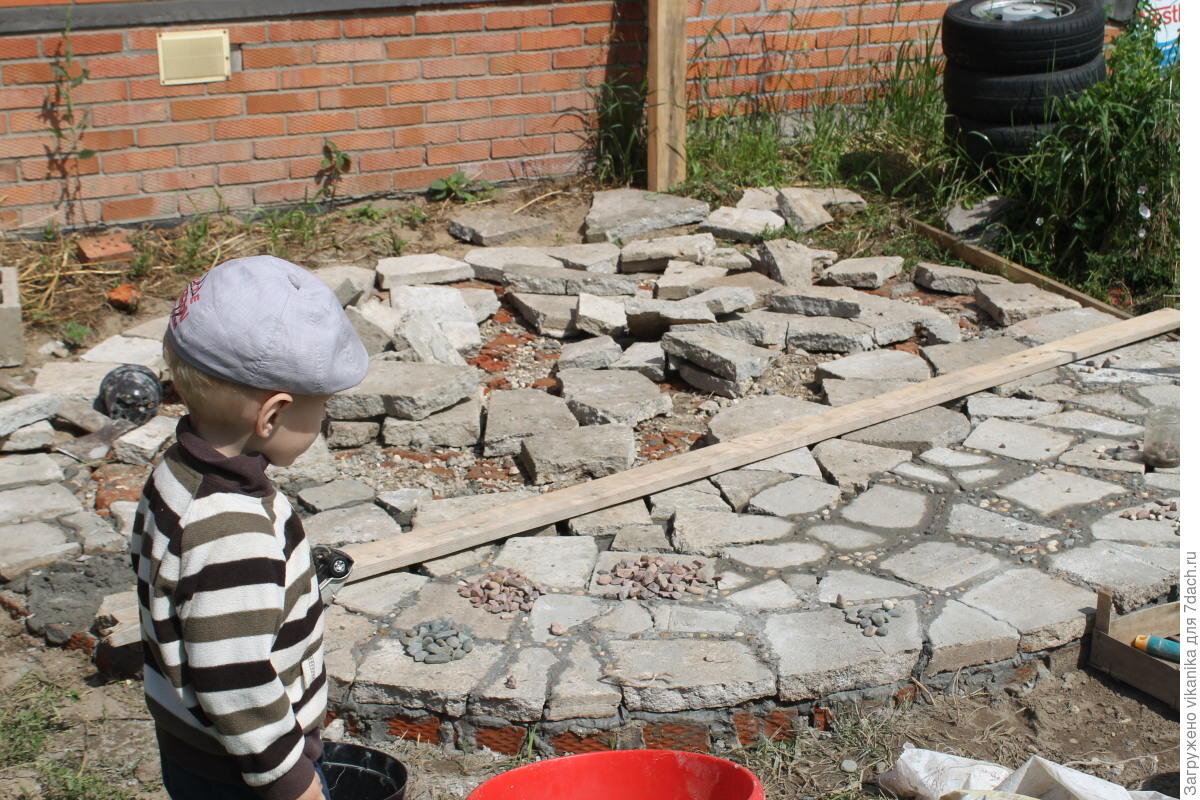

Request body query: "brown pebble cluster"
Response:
[1120, 499, 1178, 521]
[595, 555, 714, 600]
[458, 568, 544, 618]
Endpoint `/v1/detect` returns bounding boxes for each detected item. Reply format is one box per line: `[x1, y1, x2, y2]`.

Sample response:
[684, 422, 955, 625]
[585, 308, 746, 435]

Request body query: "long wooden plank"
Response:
[909, 218, 1135, 320]
[344, 308, 1179, 583]
[646, 0, 687, 192]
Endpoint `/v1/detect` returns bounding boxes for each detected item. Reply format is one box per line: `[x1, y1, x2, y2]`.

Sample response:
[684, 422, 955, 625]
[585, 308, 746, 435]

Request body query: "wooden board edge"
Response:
[343, 308, 1179, 583]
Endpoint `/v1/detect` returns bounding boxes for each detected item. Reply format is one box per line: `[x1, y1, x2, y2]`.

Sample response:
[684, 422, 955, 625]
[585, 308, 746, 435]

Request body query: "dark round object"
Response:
[99, 364, 162, 425]
[942, 0, 1105, 74]
[943, 52, 1106, 123]
[946, 114, 1055, 167]
[322, 741, 407, 800]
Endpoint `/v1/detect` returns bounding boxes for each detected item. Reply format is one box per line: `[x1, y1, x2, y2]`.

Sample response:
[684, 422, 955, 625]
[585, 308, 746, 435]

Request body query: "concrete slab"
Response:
[483, 389, 577, 457]
[0, 521, 80, 580]
[821, 256, 902, 289]
[559, 369, 671, 426]
[449, 208, 553, 245]
[1048, 541, 1177, 610]
[620, 233, 717, 272]
[926, 599, 1020, 674]
[1005, 307, 1120, 346]
[392, 581, 515, 642]
[816, 350, 931, 382]
[816, 570, 921, 603]
[376, 254, 472, 287]
[913, 262, 1007, 295]
[306, 503, 403, 547]
[471, 647, 559, 721]
[493, 536, 599, 590]
[706, 396, 828, 443]
[328, 361, 478, 421]
[298, 479, 376, 513]
[959, 568, 1097, 651]
[545, 641, 622, 720]
[711, 469, 792, 512]
[962, 418, 1075, 462]
[881, 542, 1003, 590]
[944, 503, 1061, 543]
[1091, 502, 1179, 545]
[729, 579, 803, 609]
[974, 283, 1079, 325]
[672, 509, 794, 555]
[520, 424, 637, 484]
[545, 242, 622, 273]
[843, 406, 972, 454]
[0, 483, 82, 525]
[335, 572, 428, 617]
[382, 396, 483, 449]
[352, 638, 504, 716]
[526, 594, 607, 642]
[994, 469, 1124, 516]
[840, 485, 930, 529]
[922, 337, 1026, 376]
[804, 524, 887, 551]
[812, 439, 911, 492]
[746, 477, 841, 517]
[0, 453, 63, 490]
[722, 541, 826, 569]
[584, 188, 709, 243]
[1035, 410, 1143, 438]
[605, 639, 774, 711]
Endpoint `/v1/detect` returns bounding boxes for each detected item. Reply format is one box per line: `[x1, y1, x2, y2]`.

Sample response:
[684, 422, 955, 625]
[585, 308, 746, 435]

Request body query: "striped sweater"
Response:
[131, 416, 326, 800]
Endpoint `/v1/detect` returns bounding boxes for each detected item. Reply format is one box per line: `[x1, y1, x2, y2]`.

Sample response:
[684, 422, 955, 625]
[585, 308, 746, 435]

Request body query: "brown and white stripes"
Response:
[131, 417, 326, 800]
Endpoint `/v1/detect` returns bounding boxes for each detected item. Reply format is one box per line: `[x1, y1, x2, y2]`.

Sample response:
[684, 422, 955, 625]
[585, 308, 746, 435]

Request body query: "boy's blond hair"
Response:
[163, 338, 266, 420]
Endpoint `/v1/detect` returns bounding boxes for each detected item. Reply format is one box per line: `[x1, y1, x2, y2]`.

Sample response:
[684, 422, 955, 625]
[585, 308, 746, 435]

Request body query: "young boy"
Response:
[130, 255, 368, 800]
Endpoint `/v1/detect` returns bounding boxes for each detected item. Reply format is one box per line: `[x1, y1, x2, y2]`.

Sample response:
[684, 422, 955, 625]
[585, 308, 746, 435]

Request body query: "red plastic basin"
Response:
[465, 750, 764, 800]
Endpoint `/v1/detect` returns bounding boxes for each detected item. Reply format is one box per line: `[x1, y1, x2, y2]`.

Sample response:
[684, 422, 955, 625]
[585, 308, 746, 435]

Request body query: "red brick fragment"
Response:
[642, 721, 710, 753]
[475, 725, 527, 755]
[106, 283, 143, 312]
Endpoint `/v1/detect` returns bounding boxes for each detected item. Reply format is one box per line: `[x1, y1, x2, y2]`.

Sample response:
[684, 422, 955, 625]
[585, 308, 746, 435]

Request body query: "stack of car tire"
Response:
[941, 0, 1108, 166]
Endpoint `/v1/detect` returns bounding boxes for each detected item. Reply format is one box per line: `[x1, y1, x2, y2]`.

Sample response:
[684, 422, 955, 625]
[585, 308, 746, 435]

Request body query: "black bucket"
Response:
[322, 741, 408, 800]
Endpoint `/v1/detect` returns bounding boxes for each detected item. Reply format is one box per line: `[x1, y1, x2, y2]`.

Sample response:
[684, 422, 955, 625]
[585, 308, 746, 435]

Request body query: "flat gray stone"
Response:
[80, 335, 165, 371]
[419, 545, 494, 578]
[959, 568, 1096, 651]
[974, 283, 1080, 326]
[1035, 410, 1143, 437]
[335, 572, 428, 617]
[624, 298, 715, 338]
[722, 541, 825, 569]
[926, 599, 1020, 674]
[520, 424, 636, 484]
[1065, 365, 1177, 387]
[376, 254, 472, 288]
[545, 242, 622, 273]
[822, 378, 914, 406]
[266, 434, 338, 487]
[1, 419, 55, 453]
[804, 524, 886, 551]
[1048, 541, 1177, 610]
[387, 286, 480, 351]
[1145, 472, 1180, 491]
[559, 369, 670, 426]
[0, 521, 80, 580]
[62, 510, 123, 554]
[737, 187, 779, 212]
[510, 293, 577, 338]
[1006, 307, 1120, 346]
[109, 500, 139, 538]
[393, 580, 516, 642]
[776, 188, 834, 232]
[821, 256, 902, 289]
[461, 288, 501, 323]
[944, 503, 1060, 543]
[574, 293, 626, 337]
[649, 480, 728, 521]
[1135, 384, 1179, 408]
[816, 350, 930, 382]
[1070, 391, 1145, 418]
[376, 487, 432, 526]
[112, 415, 177, 466]
[729, 578, 803, 609]
[504, 266, 639, 296]
[786, 316, 875, 353]
[707, 396, 828, 443]
[449, 209, 553, 245]
[382, 396, 482, 449]
[353, 637, 504, 716]
[770, 285, 861, 317]
[913, 262, 1007, 295]
[33, 362, 115, 403]
[920, 447, 992, 468]
[793, 186, 867, 212]
[1091, 502, 1178, 545]
[325, 421, 381, 448]
[545, 641, 621, 720]
[661, 331, 775, 382]
[323, 606, 375, 702]
[306, 503, 403, 547]
[483, 389, 577, 457]
[389, 307, 469, 366]
[688, 286, 756, 315]
[0, 483, 82, 525]
[844, 406, 971, 454]
[584, 189, 709, 243]
[671, 509, 794, 555]
[464, 246, 561, 281]
[0, 394, 60, 438]
[0, 453, 63, 490]
[620, 233, 716, 272]
[608, 341, 666, 382]
[606, 639, 774, 711]
[705, 247, 753, 271]
[711, 469, 792, 512]
[558, 336, 623, 371]
[966, 394, 1061, 420]
[995, 469, 1123, 516]
[891, 462, 956, 489]
[922, 337, 1027, 376]
[841, 485, 929, 529]
[298, 479, 376, 513]
[472, 647, 559, 721]
[746, 477, 841, 517]
[767, 603, 922, 700]
[882, 542, 1002, 590]
[122, 313, 174, 341]
[592, 601, 654, 634]
[1101, 338, 1179, 371]
[568, 499, 652, 537]
[757, 239, 836, 287]
[329, 362, 478, 421]
[812, 439, 910, 492]
[963, 418, 1075, 462]
[1057, 438, 1145, 474]
[346, 302, 399, 357]
[653, 605, 740, 634]
[611, 523, 672, 551]
[526, 594, 606, 642]
[698, 206, 785, 242]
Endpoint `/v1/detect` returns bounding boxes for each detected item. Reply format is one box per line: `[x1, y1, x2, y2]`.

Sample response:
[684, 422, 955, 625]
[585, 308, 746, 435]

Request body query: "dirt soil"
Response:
[0, 610, 1178, 800]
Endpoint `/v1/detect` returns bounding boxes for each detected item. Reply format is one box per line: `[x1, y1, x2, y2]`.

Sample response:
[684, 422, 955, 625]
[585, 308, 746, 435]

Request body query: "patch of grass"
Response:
[59, 321, 91, 350]
[428, 171, 495, 203]
[588, 71, 648, 187]
[683, 112, 799, 206]
[0, 676, 66, 768]
[32, 761, 137, 800]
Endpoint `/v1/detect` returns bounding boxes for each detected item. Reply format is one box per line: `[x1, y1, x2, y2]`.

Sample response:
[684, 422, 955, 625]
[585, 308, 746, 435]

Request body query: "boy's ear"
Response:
[256, 392, 294, 439]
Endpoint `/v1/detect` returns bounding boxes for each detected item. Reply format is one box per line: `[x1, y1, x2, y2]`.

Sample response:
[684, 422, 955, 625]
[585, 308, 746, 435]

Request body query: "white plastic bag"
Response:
[875, 745, 1013, 800]
[995, 757, 1174, 800]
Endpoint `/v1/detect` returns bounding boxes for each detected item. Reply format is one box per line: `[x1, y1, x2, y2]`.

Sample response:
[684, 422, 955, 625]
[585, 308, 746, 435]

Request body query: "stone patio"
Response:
[0, 186, 1180, 757]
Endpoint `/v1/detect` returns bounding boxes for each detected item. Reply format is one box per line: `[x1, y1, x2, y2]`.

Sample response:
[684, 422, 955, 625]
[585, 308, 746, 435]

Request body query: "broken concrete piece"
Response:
[843, 406, 971, 454]
[913, 262, 1007, 295]
[520, 424, 636, 484]
[812, 439, 911, 491]
[776, 188, 834, 232]
[821, 256, 903, 289]
[315, 264, 375, 306]
[464, 247, 561, 281]
[746, 477, 841, 517]
[822, 378, 914, 406]
[785, 316, 875, 353]
[757, 239, 836, 287]
[112, 415, 176, 465]
[661, 331, 775, 382]
[688, 286, 756, 315]
[671, 508, 794, 555]
[816, 350, 931, 382]
[558, 368, 671, 426]
[926, 599, 1019, 673]
[922, 337, 1026, 376]
[574, 293, 627, 337]
[584, 188, 710, 243]
[608, 341, 667, 382]
[770, 285, 862, 317]
[328, 361, 478, 420]
[376, 254, 472, 288]
[624, 298, 715, 338]
[974, 282, 1080, 325]
[510, 293, 577, 338]
[382, 396, 482, 449]
[545, 242, 622, 273]
[620, 233, 717, 272]
[962, 418, 1074, 461]
[959, 568, 1095, 651]
[298, 479, 377, 513]
[707, 396, 827, 443]
[0, 393, 59, 438]
[654, 261, 728, 301]
[503, 266, 639, 296]
[698, 206, 786, 242]
[1005, 307, 1121, 346]
[302, 503, 404, 548]
[557, 336, 623, 371]
[390, 308, 469, 367]
[449, 209, 553, 245]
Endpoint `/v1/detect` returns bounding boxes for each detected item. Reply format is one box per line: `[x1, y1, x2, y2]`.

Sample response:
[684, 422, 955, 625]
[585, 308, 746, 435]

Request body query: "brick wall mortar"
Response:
[0, 0, 951, 230]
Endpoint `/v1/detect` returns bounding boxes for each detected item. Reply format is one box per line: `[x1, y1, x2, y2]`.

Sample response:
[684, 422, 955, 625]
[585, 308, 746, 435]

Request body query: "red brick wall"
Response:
[0, 1, 949, 231]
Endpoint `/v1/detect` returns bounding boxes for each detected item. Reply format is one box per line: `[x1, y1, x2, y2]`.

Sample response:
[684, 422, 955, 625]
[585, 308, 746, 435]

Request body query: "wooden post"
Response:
[647, 0, 687, 192]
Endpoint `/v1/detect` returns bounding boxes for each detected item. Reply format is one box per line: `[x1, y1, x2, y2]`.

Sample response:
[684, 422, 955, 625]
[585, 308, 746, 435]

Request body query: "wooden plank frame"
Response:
[343, 309, 1179, 583]
[647, 0, 687, 192]
[1089, 589, 1179, 708]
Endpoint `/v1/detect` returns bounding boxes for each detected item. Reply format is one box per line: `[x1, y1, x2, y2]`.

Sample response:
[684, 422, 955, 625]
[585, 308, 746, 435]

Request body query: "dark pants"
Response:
[160, 756, 334, 800]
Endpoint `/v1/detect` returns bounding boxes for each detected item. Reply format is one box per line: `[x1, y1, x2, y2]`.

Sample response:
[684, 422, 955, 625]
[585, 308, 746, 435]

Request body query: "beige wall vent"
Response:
[157, 29, 230, 86]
